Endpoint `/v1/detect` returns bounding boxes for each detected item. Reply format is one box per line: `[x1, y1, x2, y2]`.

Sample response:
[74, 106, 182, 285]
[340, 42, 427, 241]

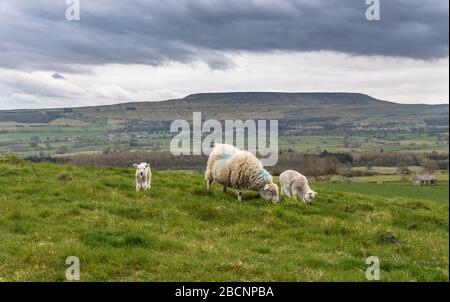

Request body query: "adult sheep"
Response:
[205, 144, 279, 203]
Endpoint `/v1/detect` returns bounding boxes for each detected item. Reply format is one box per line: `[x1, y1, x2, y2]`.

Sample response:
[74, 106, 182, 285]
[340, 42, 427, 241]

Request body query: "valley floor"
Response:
[0, 159, 448, 281]
[315, 182, 448, 204]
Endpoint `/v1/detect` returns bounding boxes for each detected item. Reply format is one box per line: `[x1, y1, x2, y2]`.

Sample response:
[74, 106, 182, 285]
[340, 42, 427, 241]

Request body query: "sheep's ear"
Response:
[133, 164, 138, 168]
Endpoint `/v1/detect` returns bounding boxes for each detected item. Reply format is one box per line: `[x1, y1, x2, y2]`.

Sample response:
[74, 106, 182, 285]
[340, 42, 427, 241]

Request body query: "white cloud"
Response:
[87, 85, 183, 102]
[0, 51, 448, 109]
[88, 85, 133, 100]
[0, 93, 41, 109]
[0, 69, 85, 97]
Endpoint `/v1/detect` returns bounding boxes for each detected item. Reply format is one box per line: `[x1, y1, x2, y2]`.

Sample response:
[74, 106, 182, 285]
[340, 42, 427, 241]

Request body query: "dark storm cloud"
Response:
[0, 0, 448, 71]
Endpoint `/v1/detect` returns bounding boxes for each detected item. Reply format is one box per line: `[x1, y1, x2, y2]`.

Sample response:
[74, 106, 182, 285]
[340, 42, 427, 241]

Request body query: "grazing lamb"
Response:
[133, 163, 151, 191]
[279, 170, 317, 203]
[205, 144, 279, 203]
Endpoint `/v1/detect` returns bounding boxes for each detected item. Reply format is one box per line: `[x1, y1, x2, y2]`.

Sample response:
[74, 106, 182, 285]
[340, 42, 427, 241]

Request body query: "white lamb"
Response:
[279, 170, 317, 203]
[133, 162, 151, 191]
[205, 144, 279, 203]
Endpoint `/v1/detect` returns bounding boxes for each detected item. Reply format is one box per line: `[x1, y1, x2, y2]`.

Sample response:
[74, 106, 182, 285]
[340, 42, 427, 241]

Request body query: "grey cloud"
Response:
[52, 72, 65, 79]
[0, 0, 448, 72]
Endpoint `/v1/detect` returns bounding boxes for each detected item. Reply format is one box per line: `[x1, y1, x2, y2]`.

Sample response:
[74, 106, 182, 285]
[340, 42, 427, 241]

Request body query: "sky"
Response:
[0, 0, 448, 109]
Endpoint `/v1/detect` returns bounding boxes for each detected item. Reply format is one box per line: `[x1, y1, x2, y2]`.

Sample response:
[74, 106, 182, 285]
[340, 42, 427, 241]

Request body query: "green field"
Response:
[279, 134, 449, 153]
[316, 182, 449, 204]
[1, 123, 447, 156]
[0, 157, 448, 281]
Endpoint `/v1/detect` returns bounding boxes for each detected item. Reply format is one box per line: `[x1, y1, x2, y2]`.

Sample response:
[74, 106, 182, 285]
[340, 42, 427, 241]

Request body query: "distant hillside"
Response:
[0, 92, 448, 156]
[1, 92, 448, 127]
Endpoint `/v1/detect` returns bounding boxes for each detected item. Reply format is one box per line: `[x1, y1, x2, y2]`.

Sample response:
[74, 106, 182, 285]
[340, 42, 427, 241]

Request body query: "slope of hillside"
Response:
[0, 92, 448, 156]
[1, 92, 448, 125]
[0, 157, 448, 281]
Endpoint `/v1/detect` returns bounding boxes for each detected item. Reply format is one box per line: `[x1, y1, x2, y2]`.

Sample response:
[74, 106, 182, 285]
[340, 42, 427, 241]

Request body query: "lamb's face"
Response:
[304, 190, 317, 203]
[259, 183, 279, 204]
[133, 163, 148, 178]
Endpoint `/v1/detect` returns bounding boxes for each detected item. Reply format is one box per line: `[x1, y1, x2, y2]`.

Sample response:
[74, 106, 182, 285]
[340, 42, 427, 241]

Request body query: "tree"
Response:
[421, 159, 438, 174]
[397, 166, 412, 181]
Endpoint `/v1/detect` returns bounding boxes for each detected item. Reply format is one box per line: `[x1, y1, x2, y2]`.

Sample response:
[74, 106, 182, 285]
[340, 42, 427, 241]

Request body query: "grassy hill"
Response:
[0, 157, 448, 281]
[1, 92, 447, 124]
[0, 92, 448, 156]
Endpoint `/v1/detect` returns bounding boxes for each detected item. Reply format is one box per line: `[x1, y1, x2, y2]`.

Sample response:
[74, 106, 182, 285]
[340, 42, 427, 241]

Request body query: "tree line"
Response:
[27, 150, 448, 178]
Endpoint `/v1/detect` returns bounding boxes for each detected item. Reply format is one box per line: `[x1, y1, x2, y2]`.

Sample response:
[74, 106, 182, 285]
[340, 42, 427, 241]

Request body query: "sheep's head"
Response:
[304, 190, 318, 203]
[133, 163, 149, 178]
[259, 183, 279, 204]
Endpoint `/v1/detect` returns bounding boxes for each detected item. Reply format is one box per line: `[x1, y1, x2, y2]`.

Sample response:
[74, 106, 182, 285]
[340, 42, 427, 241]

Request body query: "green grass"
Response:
[316, 182, 449, 204]
[348, 167, 449, 183]
[351, 166, 427, 174]
[279, 134, 449, 153]
[0, 159, 448, 281]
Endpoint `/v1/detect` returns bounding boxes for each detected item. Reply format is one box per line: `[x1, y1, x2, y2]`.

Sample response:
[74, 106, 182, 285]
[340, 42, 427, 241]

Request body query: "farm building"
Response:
[412, 174, 437, 186]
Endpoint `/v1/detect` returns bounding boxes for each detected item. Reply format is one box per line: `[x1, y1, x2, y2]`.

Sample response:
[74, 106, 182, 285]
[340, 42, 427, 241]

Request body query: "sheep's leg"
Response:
[222, 186, 227, 193]
[297, 192, 307, 203]
[205, 168, 213, 191]
[236, 190, 242, 202]
[280, 184, 285, 196]
[284, 188, 292, 198]
[291, 188, 300, 201]
[136, 181, 141, 192]
[283, 185, 292, 198]
[206, 179, 213, 191]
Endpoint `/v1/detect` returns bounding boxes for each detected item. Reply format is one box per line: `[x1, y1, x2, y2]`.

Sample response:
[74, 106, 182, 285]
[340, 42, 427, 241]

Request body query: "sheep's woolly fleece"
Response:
[205, 145, 274, 191]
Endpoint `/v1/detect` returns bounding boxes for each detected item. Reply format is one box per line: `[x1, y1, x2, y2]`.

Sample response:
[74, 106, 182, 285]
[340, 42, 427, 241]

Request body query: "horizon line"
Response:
[1, 91, 448, 111]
